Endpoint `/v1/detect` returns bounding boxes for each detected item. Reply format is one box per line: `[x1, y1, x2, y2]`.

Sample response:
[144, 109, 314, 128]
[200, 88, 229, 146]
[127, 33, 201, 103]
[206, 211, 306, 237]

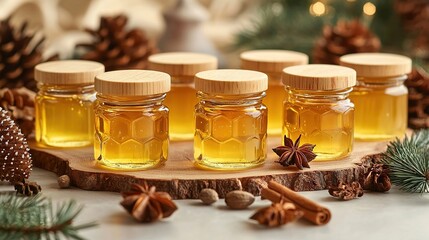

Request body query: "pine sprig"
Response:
[0, 194, 96, 240]
[383, 129, 429, 193]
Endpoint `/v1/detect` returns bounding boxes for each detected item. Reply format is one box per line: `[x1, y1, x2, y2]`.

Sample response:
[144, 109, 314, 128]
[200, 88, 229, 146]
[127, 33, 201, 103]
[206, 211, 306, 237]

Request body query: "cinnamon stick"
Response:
[261, 180, 331, 225]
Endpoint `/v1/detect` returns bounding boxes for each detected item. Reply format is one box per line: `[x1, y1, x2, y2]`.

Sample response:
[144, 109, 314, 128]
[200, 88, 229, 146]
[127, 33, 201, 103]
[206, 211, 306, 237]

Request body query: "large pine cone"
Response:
[313, 20, 381, 64]
[0, 107, 32, 183]
[395, 0, 429, 59]
[405, 67, 429, 129]
[0, 88, 35, 137]
[78, 15, 158, 71]
[0, 18, 57, 92]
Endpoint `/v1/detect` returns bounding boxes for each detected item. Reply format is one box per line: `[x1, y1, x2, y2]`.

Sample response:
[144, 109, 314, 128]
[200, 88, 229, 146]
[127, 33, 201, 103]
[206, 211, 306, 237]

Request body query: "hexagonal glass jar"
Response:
[193, 69, 268, 170]
[34, 60, 104, 147]
[282, 65, 356, 161]
[94, 70, 171, 170]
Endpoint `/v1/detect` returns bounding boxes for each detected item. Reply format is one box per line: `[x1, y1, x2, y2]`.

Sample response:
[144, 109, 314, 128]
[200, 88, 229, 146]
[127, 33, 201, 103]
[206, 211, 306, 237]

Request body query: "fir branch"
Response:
[383, 129, 429, 193]
[0, 194, 96, 240]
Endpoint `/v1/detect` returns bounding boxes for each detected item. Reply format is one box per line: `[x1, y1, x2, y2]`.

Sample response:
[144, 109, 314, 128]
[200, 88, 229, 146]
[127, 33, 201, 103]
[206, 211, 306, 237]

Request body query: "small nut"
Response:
[58, 175, 70, 189]
[225, 190, 255, 209]
[199, 188, 219, 205]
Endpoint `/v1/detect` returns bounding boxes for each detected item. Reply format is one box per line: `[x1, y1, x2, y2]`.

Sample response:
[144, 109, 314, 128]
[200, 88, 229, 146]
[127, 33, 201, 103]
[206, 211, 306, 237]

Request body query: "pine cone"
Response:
[395, 0, 429, 32]
[313, 20, 381, 64]
[405, 67, 429, 129]
[78, 15, 158, 71]
[395, 0, 429, 60]
[0, 88, 35, 136]
[0, 107, 32, 183]
[0, 17, 57, 92]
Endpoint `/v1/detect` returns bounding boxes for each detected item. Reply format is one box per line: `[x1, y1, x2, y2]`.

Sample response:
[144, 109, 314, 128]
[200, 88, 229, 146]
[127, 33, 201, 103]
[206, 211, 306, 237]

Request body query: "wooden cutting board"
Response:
[30, 137, 386, 199]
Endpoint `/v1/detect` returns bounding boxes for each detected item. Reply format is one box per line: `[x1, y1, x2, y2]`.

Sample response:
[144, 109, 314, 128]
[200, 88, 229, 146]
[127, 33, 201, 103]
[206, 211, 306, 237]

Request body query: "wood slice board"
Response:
[30, 138, 387, 199]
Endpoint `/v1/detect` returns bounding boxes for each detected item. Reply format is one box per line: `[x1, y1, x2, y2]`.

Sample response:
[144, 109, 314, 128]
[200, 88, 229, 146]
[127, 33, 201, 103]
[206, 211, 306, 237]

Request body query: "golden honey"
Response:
[94, 70, 170, 170]
[265, 75, 286, 134]
[282, 64, 356, 161]
[350, 77, 408, 140]
[194, 69, 268, 170]
[34, 60, 104, 147]
[163, 77, 197, 140]
[149, 52, 217, 141]
[340, 53, 411, 141]
[240, 50, 308, 135]
[283, 88, 354, 160]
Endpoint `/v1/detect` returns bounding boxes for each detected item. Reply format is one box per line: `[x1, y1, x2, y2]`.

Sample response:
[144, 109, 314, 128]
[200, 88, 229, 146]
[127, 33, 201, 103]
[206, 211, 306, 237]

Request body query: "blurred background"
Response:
[0, 0, 427, 69]
[0, 0, 428, 135]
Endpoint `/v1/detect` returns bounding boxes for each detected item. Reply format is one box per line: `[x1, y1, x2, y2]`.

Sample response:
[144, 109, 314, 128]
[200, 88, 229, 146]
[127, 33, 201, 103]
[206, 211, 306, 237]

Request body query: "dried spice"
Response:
[273, 135, 316, 170]
[329, 182, 364, 201]
[14, 180, 41, 196]
[364, 163, 391, 192]
[0, 88, 35, 136]
[0, 108, 32, 183]
[199, 188, 218, 205]
[225, 190, 255, 209]
[58, 175, 71, 189]
[120, 183, 177, 223]
[250, 200, 303, 227]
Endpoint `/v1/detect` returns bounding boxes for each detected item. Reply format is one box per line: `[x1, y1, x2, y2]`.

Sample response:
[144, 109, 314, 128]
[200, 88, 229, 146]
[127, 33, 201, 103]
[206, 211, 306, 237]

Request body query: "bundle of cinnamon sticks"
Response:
[261, 180, 331, 225]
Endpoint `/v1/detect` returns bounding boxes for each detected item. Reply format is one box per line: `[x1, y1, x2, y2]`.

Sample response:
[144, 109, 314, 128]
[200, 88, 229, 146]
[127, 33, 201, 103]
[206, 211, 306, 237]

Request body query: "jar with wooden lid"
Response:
[240, 50, 308, 135]
[282, 64, 356, 161]
[149, 52, 217, 141]
[35, 60, 104, 147]
[194, 69, 268, 170]
[340, 53, 411, 141]
[94, 70, 171, 170]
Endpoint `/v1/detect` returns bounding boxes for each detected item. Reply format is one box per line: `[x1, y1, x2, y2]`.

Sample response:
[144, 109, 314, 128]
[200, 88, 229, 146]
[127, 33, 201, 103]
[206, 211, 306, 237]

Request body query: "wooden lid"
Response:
[148, 52, 218, 78]
[195, 69, 268, 94]
[35, 60, 105, 85]
[282, 64, 356, 90]
[95, 70, 170, 96]
[240, 50, 308, 74]
[339, 53, 412, 78]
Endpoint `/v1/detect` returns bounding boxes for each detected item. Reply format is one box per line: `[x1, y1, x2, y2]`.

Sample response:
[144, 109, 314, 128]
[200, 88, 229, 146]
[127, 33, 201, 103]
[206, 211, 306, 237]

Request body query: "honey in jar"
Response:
[94, 70, 170, 170]
[282, 64, 356, 161]
[240, 50, 308, 135]
[340, 53, 411, 141]
[194, 69, 268, 170]
[35, 60, 104, 147]
[149, 52, 217, 141]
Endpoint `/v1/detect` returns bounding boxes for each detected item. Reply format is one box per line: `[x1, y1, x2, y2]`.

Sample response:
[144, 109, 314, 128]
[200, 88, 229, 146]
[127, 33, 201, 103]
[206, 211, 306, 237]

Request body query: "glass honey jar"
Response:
[35, 60, 104, 147]
[194, 69, 268, 170]
[240, 50, 308, 136]
[282, 64, 356, 161]
[340, 53, 411, 141]
[149, 52, 217, 141]
[94, 70, 171, 170]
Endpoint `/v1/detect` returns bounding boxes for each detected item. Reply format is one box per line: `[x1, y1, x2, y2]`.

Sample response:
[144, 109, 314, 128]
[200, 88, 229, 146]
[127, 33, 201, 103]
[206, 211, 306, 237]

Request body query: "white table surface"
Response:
[2, 168, 428, 240]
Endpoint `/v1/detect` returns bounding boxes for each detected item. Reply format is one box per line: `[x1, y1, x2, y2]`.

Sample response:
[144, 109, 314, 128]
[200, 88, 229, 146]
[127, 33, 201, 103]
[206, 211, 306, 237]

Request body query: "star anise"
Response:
[364, 163, 391, 192]
[328, 182, 364, 201]
[120, 183, 177, 223]
[273, 135, 317, 170]
[250, 200, 304, 227]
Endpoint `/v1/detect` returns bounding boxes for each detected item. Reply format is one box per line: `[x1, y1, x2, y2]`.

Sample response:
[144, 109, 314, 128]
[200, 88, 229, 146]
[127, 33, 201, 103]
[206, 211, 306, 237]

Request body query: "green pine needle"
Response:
[0, 194, 96, 240]
[383, 130, 429, 193]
